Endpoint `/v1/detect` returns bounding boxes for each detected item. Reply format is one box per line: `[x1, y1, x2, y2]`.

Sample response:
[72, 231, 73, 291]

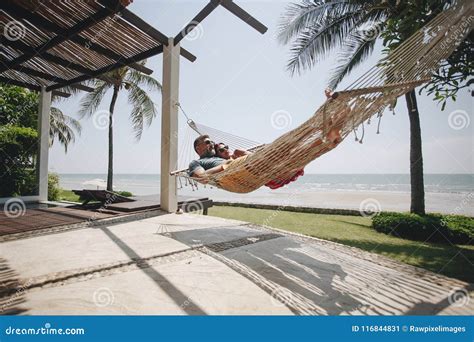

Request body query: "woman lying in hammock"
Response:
[214, 142, 304, 189]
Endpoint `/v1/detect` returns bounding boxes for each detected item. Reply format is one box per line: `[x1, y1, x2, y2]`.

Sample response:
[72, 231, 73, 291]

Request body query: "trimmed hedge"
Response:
[372, 212, 474, 245]
[117, 191, 133, 197]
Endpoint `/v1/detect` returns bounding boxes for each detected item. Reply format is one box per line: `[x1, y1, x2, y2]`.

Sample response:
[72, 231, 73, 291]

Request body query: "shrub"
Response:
[48, 173, 61, 201]
[372, 212, 473, 245]
[0, 125, 38, 197]
[117, 190, 133, 197]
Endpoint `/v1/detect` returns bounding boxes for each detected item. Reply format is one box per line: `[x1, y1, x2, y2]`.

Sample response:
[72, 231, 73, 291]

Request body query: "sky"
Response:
[49, 0, 473, 175]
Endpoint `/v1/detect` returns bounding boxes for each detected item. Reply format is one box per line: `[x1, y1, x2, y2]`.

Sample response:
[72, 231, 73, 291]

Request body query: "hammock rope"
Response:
[174, 0, 473, 193]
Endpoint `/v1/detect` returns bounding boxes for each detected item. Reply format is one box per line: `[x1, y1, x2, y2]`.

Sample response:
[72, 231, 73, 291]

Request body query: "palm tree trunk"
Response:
[107, 86, 119, 191]
[405, 89, 425, 215]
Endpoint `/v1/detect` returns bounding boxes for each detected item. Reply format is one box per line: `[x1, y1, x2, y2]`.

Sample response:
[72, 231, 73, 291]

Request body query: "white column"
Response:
[160, 37, 180, 212]
[38, 87, 51, 202]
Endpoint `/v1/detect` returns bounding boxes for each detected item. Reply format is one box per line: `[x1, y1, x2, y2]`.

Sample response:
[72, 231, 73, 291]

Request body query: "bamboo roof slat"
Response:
[0, 0, 167, 94]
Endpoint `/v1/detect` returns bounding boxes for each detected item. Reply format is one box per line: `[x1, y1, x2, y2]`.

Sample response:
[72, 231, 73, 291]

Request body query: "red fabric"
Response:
[265, 169, 304, 190]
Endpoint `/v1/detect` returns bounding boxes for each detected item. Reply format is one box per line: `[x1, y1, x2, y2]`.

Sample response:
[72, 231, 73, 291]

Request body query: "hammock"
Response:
[175, 0, 473, 193]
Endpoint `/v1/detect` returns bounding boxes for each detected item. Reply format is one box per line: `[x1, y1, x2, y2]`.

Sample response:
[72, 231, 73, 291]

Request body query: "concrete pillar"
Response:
[38, 87, 51, 202]
[160, 37, 180, 212]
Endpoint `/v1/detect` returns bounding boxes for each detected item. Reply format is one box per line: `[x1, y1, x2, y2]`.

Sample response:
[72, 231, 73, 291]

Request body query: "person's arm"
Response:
[189, 160, 205, 178]
[191, 167, 205, 177]
[231, 149, 251, 159]
[190, 160, 232, 179]
[203, 160, 232, 175]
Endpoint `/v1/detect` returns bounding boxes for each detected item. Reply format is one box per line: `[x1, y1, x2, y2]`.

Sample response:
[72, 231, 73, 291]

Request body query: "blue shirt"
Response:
[188, 157, 226, 176]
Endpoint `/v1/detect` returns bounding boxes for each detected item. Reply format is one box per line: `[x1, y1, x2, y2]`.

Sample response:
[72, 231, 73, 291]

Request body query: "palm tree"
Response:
[78, 60, 161, 191]
[278, 0, 446, 215]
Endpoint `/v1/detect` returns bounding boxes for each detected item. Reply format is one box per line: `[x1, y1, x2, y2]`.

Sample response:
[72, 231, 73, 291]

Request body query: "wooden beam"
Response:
[50, 90, 71, 98]
[220, 0, 267, 34]
[0, 1, 153, 75]
[118, 7, 196, 62]
[174, 0, 220, 45]
[3, 63, 94, 92]
[2, 36, 97, 75]
[0, 76, 70, 97]
[180, 48, 197, 63]
[115, 7, 170, 45]
[1, 37, 114, 85]
[46, 45, 165, 91]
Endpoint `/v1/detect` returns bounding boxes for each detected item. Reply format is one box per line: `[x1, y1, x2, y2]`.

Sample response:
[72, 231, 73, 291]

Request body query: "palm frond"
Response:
[280, 0, 391, 76]
[49, 107, 82, 152]
[52, 82, 93, 103]
[126, 82, 158, 140]
[328, 33, 377, 89]
[278, 0, 356, 44]
[286, 10, 369, 74]
[125, 69, 162, 92]
[77, 80, 111, 118]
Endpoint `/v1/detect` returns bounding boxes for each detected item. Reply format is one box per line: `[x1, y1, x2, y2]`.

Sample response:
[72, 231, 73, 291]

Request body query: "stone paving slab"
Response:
[20, 252, 291, 315]
[1, 213, 472, 315]
[219, 236, 474, 315]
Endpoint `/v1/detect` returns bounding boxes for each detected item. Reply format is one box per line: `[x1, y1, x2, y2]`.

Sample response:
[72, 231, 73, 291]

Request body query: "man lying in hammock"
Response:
[188, 135, 248, 179]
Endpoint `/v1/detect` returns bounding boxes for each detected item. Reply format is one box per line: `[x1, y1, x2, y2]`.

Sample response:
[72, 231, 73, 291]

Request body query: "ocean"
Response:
[59, 173, 473, 216]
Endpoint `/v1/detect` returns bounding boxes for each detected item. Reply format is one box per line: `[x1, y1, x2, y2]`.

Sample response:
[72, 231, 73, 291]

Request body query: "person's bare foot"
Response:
[326, 126, 342, 146]
[325, 88, 333, 99]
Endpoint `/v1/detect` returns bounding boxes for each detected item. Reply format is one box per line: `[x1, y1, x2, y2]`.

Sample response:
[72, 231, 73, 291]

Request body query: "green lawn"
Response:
[58, 189, 81, 202]
[57, 189, 133, 202]
[208, 206, 474, 283]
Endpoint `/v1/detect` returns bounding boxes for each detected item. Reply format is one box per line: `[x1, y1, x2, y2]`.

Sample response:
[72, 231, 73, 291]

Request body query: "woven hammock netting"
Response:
[177, 0, 473, 193]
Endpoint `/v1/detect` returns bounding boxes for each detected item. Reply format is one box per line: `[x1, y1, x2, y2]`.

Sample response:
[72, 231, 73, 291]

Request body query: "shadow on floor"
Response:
[100, 227, 207, 315]
[168, 225, 469, 315]
[0, 258, 29, 315]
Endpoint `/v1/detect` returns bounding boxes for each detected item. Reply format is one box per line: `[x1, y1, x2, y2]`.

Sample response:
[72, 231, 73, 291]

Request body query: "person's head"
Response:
[215, 142, 230, 159]
[193, 135, 215, 158]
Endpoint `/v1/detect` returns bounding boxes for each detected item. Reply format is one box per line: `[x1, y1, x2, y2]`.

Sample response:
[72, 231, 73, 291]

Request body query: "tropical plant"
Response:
[78, 60, 162, 191]
[0, 83, 82, 152]
[0, 84, 82, 197]
[0, 125, 38, 196]
[278, 0, 471, 215]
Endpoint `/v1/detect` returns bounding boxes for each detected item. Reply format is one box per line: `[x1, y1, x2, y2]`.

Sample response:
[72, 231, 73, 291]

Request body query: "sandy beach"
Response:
[188, 189, 473, 216]
[59, 174, 473, 216]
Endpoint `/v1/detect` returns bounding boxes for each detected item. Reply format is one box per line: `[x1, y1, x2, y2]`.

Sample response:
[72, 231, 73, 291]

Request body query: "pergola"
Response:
[0, 0, 266, 211]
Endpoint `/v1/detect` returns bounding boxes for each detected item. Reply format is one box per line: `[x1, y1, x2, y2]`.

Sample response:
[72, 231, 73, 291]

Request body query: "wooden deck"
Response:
[108, 195, 213, 213]
[0, 195, 213, 236]
[0, 205, 120, 236]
